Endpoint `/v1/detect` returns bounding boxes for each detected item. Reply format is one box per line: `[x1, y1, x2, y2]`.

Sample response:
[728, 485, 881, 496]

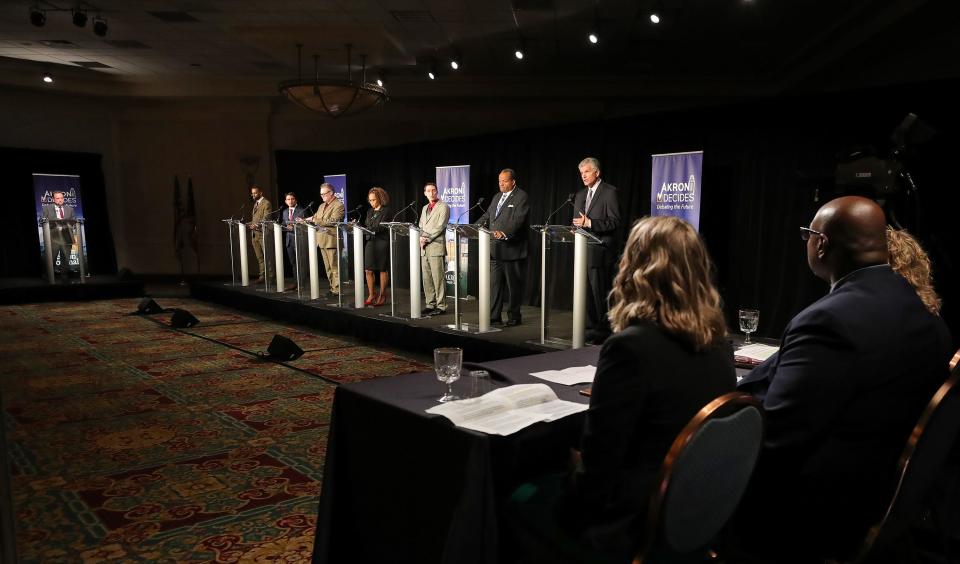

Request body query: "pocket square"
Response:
[507, 204, 515, 208]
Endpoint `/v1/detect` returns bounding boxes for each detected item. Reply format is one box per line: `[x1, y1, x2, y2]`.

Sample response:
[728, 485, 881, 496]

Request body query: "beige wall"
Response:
[0, 86, 633, 274]
[0, 88, 274, 275]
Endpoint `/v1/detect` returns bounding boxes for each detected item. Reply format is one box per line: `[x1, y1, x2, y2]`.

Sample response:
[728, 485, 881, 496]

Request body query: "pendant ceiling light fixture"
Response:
[279, 43, 388, 118]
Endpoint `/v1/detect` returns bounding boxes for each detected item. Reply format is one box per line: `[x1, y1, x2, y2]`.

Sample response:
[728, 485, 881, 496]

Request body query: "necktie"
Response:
[585, 188, 594, 211]
[495, 195, 506, 217]
[57, 206, 63, 219]
[289, 209, 293, 221]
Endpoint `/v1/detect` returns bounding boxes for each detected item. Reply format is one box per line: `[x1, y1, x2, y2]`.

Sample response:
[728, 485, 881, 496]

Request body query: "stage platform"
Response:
[191, 280, 591, 363]
[0, 275, 144, 305]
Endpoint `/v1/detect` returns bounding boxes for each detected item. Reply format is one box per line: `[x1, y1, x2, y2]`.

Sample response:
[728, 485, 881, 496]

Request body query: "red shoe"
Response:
[364, 296, 375, 306]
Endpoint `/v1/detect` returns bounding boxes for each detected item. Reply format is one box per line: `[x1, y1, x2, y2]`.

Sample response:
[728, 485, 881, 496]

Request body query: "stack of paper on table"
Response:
[529, 365, 596, 385]
[426, 383, 588, 436]
[734, 343, 779, 367]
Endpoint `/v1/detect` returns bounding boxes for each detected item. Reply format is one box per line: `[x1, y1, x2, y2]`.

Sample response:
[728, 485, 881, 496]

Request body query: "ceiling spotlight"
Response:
[42, 74, 53, 83]
[450, 60, 459, 70]
[514, 48, 524, 60]
[649, 12, 661, 24]
[427, 70, 436, 80]
[588, 33, 599, 44]
[72, 8, 87, 27]
[449, 49, 460, 70]
[376, 77, 384, 87]
[29, 6, 46, 27]
[93, 16, 108, 37]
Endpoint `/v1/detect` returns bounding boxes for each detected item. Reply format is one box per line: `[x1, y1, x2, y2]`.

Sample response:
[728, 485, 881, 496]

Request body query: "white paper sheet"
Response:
[734, 343, 779, 362]
[529, 365, 596, 385]
[426, 383, 588, 435]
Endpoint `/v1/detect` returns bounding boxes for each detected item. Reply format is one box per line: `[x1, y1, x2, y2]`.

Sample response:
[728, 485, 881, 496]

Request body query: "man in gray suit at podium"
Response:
[40, 191, 76, 280]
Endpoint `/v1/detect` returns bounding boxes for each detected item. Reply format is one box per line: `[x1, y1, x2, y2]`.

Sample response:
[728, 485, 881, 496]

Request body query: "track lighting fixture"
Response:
[72, 8, 87, 27]
[93, 15, 108, 37]
[29, 5, 46, 27]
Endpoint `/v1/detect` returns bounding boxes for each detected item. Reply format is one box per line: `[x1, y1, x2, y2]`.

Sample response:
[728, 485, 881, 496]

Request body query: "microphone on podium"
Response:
[392, 201, 417, 221]
[456, 197, 486, 224]
[545, 193, 576, 224]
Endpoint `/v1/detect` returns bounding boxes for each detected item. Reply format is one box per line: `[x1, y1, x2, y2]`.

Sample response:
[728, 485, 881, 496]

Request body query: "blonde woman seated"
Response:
[509, 215, 736, 561]
[887, 226, 941, 316]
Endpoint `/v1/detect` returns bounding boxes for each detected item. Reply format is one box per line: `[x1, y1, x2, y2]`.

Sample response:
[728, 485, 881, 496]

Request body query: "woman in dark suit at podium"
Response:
[363, 186, 392, 306]
[509, 215, 735, 561]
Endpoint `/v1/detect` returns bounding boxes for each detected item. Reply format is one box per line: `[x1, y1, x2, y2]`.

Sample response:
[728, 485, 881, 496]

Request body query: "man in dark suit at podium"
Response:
[478, 169, 530, 326]
[40, 191, 76, 280]
[281, 192, 308, 291]
[572, 157, 621, 343]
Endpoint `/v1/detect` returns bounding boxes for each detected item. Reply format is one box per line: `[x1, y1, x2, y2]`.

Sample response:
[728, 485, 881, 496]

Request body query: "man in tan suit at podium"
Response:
[418, 182, 450, 315]
[310, 183, 345, 296]
[247, 185, 273, 283]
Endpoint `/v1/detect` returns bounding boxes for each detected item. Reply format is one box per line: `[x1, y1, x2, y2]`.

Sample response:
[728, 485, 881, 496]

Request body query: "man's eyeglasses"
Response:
[320, 192, 332, 197]
[800, 226, 824, 241]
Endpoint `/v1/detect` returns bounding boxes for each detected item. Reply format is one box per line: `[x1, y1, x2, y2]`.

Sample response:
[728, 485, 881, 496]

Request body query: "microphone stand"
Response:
[392, 201, 417, 221]
[348, 205, 364, 222]
[456, 197, 487, 224]
[545, 194, 575, 225]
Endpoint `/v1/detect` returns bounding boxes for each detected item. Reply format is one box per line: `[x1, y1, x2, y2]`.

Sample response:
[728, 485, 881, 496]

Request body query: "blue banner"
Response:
[323, 174, 348, 220]
[437, 165, 470, 294]
[34, 173, 85, 271]
[650, 151, 703, 231]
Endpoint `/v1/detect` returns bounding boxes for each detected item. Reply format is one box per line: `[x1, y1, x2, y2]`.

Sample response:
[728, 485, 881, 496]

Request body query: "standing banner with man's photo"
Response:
[436, 165, 470, 295]
[650, 150, 704, 231]
[33, 173, 85, 271]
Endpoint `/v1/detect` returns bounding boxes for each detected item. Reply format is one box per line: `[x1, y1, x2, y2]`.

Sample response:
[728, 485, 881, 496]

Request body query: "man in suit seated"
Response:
[734, 196, 953, 560]
[40, 191, 76, 281]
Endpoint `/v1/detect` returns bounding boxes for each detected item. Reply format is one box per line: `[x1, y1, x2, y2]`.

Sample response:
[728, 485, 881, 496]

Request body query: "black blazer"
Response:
[363, 205, 392, 242]
[736, 265, 953, 556]
[478, 188, 530, 261]
[573, 181, 621, 267]
[558, 320, 736, 552]
[281, 205, 308, 243]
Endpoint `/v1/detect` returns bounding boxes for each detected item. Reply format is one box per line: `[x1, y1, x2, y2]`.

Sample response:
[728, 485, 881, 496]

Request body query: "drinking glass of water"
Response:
[434, 347, 462, 403]
[739, 309, 760, 344]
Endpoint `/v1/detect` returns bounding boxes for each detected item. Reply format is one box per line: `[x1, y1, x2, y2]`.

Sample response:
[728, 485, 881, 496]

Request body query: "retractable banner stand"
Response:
[437, 165, 470, 295]
[324, 174, 349, 277]
[34, 173, 85, 271]
[650, 151, 704, 230]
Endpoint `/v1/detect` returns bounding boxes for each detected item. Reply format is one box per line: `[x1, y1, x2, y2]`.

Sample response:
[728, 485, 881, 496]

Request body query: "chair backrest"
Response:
[635, 392, 764, 564]
[851, 365, 960, 563]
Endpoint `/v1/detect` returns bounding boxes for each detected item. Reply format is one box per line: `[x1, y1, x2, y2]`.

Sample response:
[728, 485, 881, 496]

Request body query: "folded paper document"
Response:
[734, 343, 779, 367]
[426, 383, 588, 436]
[530, 365, 596, 385]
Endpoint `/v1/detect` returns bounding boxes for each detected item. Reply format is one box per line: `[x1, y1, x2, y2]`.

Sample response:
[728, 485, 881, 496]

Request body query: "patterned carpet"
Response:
[0, 298, 431, 563]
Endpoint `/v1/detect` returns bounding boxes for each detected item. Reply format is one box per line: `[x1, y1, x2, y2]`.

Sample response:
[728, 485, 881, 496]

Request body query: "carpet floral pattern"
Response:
[0, 298, 430, 562]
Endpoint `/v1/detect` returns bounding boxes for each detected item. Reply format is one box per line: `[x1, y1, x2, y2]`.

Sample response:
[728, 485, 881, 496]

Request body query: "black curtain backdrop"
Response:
[281, 79, 959, 344]
[0, 147, 117, 278]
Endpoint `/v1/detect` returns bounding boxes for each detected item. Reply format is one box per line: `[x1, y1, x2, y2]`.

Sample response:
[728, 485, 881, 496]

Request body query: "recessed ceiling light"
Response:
[376, 78, 384, 87]
[649, 13, 660, 24]
[427, 71, 436, 80]
[588, 33, 598, 44]
[42, 74, 53, 83]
